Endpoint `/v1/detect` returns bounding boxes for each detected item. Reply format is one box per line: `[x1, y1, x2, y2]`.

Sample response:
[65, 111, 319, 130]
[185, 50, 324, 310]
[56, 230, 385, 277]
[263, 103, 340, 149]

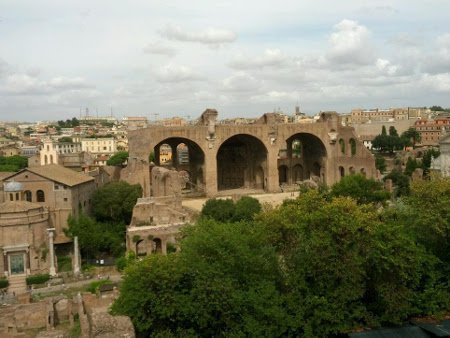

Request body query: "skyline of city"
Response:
[1, 1, 450, 122]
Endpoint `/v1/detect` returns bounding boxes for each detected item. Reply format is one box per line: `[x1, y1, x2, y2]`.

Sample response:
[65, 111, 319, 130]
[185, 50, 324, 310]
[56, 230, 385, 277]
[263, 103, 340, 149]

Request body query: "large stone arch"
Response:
[216, 134, 268, 191]
[154, 137, 205, 193]
[279, 133, 328, 185]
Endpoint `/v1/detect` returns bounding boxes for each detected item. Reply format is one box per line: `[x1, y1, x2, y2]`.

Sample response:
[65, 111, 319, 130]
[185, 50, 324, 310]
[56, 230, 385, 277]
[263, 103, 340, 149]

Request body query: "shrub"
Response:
[0, 278, 9, 289]
[86, 279, 113, 294]
[201, 198, 235, 222]
[57, 255, 72, 272]
[26, 273, 50, 285]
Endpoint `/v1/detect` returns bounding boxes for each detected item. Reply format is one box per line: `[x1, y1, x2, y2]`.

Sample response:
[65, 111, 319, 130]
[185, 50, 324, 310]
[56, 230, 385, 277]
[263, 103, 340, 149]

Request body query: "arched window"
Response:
[24, 190, 32, 202]
[44, 155, 48, 165]
[339, 166, 345, 178]
[339, 139, 345, 155]
[15, 192, 19, 200]
[349, 138, 357, 156]
[36, 190, 45, 202]
[50, 154, 54, 164]
[349, 166, 355, 175]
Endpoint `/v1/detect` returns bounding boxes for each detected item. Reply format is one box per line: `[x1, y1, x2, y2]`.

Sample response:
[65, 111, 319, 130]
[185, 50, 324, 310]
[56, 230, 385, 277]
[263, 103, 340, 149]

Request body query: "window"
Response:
[25, 190, 32, 202]
[64, 198, 68, 202]
[36, 190, 45, 202]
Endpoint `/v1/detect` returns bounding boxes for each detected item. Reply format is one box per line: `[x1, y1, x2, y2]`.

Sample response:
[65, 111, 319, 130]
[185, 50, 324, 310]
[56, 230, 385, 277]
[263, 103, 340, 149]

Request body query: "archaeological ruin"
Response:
[124, 109, 377, 197]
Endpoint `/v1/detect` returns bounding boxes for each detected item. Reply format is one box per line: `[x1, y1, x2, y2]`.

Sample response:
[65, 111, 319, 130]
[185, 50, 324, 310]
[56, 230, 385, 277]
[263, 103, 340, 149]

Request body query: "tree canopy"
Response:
[201, 196, 262, 222]
[92, 181, 142, 224]
[330, 174, 390, 204]
[0, 155, 28, 172]
[112, 185, 450, 337]
[106, 151, 129, 166]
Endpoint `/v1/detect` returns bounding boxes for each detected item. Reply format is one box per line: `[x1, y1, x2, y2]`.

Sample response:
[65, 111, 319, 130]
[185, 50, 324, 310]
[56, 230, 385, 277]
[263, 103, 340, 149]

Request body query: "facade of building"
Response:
[415, 118, 450, 146]
[124, 109, 377, 198]
[80, 138, 116, 157]
[39, 139, 83, 166]
[1, 165, 96, 244]
[350, 107, 429, 124]
[0, 180, 60, 294]
[122, 117, 148, 130]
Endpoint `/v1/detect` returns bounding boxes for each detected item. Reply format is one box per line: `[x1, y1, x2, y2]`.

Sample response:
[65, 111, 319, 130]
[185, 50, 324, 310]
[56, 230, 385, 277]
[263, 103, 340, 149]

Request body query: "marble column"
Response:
[73, 236, 80, 275]
[47, 229, 56, 276]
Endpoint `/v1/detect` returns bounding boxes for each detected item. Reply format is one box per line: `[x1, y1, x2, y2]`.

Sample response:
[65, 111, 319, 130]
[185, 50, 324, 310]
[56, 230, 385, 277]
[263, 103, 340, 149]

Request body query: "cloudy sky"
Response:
[1, 0, 450, 122]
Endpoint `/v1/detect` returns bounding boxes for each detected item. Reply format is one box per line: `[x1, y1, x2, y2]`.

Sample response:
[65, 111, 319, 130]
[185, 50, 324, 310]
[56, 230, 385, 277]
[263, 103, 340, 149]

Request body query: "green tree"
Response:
[381, 125, 387, 136]
[201, 198, 235, 222]
[107, 151, 129, 166]
[59, 136, 73, 143]
[384, 169, 410, 197]
[430, 105, 444, 111]
[65, 214, 125, 257]
[401, 128, 421, 148]
[0, 155, 28, 172]
[388, 126, 398, 137]
[233, 196, 262, 222]
[375, 154, 387, 173]
[405, 177, 450, 264]
[92, 181, 142, 224]
[404, 156, 418, 176]
[422, 148, 440, 177]
[330, 174, 390, 205]
[112, 219, 285, 337]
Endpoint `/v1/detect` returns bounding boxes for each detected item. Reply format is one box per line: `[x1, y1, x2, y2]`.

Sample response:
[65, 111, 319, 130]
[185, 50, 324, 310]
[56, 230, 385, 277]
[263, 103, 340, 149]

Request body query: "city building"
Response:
[0, 165, 96, 244]
[415, 118, 450, 146]
[39, 139, 82, 166]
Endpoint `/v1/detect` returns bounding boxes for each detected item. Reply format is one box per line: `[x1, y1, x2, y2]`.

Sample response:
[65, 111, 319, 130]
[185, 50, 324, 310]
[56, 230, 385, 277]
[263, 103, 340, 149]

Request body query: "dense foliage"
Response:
[106, 151, 129, 166]
[201, 196, 262, 222]
[92, 181, 142, 224]
[26, 274, 50, 285]
[66, 181, 141, 258]
[66, 214, 125, 257]
[112, 178, 450, 337]
[330, 174, 390, 204]
[0, 155, 28, 172]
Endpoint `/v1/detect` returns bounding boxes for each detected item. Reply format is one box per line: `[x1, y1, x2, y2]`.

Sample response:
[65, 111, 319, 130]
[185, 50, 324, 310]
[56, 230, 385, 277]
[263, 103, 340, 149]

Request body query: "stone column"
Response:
[3, 252, 8, 277]
[73, 236, 80, 275]
[266, 147, 281, 193]
[161, 240, 167, 255]
[204, 148, 218, 197]
[47, 229, 56, 276]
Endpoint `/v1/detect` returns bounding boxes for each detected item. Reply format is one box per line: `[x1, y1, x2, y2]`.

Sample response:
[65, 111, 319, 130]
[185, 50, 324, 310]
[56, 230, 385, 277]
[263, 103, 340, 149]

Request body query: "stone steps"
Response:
[7, 275, 27, 295]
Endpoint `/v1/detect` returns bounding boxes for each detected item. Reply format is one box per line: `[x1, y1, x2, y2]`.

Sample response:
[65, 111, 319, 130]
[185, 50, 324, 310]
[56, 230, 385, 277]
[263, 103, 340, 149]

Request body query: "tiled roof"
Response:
[25, 164, 95, 186]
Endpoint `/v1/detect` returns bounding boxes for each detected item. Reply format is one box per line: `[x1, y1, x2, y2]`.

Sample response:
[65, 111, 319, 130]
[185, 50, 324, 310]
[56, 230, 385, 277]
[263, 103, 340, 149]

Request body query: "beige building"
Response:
[124, 109, 377, 198]
[415, 118, 450, 146]
[350, 107, 429, 124]
[40, 139, 82, 166]
[1, 165, 96, 244]
[0, 181, 54, 294]
[80, 137, 117, 165]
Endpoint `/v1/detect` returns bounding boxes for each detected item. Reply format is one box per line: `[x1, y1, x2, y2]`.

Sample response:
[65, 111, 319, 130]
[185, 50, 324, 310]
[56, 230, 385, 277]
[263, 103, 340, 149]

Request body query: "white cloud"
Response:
[229, 49, 288, 70]
[327, 19, 374, 65]
[250, 90, 299, 103]
[375, 59, 398, 76]
[155, 64, 203, 83]
[222, 72, 262, 92]
[421, 73, 450, 92]
[159, 24, 237, 45]
[48, 76, 89, 89]
[423, 33, 450, 74]
[3, 74, 49, 95]
[143, 41, 177, 56]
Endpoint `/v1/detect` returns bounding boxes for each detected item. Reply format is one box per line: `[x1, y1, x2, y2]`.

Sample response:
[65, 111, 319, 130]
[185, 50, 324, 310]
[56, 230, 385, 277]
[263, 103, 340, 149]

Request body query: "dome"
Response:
[4, 180, 23, 192]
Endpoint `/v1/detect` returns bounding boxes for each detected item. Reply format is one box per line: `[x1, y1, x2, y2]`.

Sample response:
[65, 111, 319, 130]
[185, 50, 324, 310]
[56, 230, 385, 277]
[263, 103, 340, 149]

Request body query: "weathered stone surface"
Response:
[90, 312, 135, 338]
[36, 329, 70, 338]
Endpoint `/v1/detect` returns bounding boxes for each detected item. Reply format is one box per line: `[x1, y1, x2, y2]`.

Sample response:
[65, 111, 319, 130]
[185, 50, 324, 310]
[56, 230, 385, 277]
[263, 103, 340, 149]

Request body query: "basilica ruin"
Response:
[124, 109, 377, 197]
